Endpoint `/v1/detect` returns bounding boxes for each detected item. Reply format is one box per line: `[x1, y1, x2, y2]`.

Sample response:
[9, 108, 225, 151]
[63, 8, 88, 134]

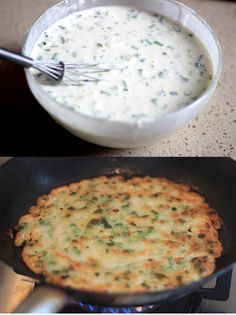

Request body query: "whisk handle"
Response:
[0, 47, 34, 68]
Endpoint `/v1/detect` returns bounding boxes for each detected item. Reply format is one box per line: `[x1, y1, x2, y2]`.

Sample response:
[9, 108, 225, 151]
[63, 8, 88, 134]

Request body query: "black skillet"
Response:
[0, 157, 236, 312]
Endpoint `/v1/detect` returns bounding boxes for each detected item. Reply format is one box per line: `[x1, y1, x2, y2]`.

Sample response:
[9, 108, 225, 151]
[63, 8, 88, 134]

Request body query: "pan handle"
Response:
[13, 286, 68, 313]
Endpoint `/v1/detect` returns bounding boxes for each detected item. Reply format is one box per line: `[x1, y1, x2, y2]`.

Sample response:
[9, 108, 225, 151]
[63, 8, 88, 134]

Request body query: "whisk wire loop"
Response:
[0, 48, 111, 85]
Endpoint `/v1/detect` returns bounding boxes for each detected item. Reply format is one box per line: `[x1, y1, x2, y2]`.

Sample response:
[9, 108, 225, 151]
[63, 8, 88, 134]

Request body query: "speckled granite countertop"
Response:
[0, 0, 235, 157]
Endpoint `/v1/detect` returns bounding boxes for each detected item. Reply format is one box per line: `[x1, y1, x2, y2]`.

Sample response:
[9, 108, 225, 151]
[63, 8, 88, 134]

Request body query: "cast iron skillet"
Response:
[0, 157, 236, 312]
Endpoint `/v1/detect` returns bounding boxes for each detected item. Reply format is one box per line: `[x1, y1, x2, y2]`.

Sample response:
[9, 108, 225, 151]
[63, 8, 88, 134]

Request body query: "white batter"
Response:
[31, 6, 212, 124]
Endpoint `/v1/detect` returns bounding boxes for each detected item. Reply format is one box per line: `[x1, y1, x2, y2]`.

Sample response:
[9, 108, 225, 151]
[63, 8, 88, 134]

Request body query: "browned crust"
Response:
[14, 176, 223, 293]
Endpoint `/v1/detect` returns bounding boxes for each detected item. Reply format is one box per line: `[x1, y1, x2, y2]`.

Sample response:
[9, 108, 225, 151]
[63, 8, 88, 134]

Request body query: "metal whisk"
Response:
[0, 48, 110, 85]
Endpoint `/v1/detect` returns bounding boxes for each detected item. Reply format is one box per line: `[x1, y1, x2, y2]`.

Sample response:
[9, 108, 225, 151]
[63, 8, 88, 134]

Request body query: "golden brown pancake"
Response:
[14, 176, 222, 293]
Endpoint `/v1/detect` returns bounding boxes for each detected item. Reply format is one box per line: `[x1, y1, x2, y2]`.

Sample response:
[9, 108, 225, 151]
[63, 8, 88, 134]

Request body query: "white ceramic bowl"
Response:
[23, 0, 222, 148]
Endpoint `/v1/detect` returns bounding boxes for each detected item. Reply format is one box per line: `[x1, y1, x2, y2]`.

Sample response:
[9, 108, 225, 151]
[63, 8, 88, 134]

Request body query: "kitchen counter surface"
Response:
[0, 0, 235, 157]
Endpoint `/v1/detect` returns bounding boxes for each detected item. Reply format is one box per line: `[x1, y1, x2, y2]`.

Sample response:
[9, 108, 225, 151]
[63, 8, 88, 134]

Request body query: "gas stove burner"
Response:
[62, 296, 200, 313]
[75, 302, 157, 313]
[58, 270, 233, 313]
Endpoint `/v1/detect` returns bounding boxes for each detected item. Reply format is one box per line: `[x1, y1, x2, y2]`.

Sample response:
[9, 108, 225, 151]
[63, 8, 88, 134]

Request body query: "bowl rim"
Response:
[22, 0, 222, 128]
